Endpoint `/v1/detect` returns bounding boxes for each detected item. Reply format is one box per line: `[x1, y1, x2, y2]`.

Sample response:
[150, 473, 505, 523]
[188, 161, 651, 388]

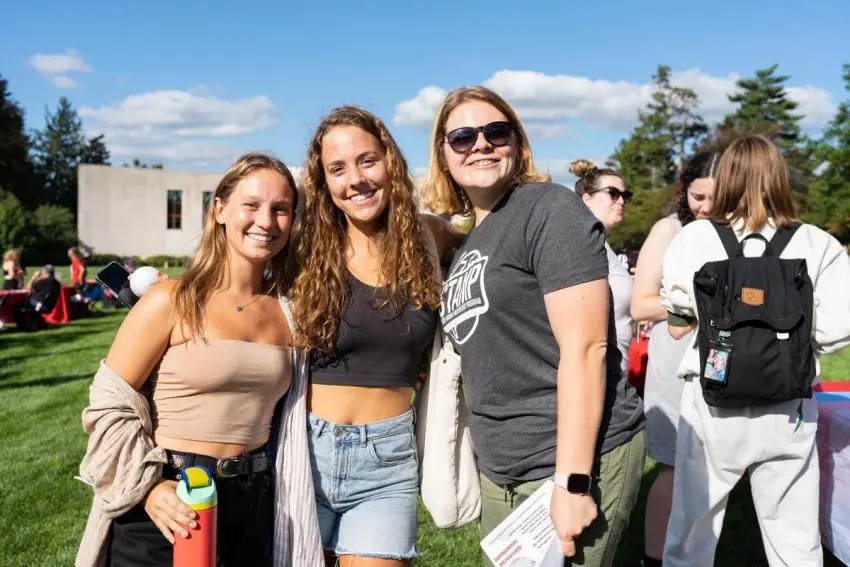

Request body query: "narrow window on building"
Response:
[202, 191, 213, 225]
[167, 190, 182, 229]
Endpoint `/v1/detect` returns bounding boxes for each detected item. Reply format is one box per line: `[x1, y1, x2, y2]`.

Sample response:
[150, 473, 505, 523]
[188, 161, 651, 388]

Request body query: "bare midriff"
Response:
[308, 384, 414, 425]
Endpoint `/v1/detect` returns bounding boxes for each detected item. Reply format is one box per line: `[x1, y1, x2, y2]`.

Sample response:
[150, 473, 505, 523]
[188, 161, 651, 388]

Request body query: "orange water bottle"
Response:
[173, 466, 217, 567]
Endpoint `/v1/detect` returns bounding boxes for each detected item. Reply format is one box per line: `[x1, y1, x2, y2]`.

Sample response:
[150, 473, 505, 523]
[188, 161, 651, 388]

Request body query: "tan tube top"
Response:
[151, 338, 292, 446]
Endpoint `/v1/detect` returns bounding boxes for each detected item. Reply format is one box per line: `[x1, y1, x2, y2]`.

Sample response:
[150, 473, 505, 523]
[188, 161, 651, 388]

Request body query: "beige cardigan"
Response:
[76, 299, 323, 566]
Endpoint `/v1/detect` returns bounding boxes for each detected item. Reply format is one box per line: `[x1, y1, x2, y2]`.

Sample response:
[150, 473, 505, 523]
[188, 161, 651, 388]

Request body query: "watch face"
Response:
[567, 474, 592, 494]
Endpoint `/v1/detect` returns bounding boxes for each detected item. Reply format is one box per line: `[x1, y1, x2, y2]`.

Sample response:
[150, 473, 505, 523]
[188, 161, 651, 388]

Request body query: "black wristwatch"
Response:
[553, 472, 593, 495]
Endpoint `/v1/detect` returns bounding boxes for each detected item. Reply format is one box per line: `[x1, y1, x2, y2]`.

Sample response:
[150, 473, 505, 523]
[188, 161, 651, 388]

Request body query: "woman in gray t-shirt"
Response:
[569, 159, 633, 378]
[422, 85, 645, 567]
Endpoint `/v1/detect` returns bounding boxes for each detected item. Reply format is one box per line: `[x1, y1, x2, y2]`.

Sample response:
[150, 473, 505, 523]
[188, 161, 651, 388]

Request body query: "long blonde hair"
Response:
[422, 86, 549, 216]
[290, 106, 441, 352]
[711, 135, 798, 231]
[173, 152, 298, 339]
[3, 248, 21, 264]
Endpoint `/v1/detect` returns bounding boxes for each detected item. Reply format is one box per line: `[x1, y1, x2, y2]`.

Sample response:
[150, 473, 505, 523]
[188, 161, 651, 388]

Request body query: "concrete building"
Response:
[78, 164, 224, 258]
[77, 164, 432, 258]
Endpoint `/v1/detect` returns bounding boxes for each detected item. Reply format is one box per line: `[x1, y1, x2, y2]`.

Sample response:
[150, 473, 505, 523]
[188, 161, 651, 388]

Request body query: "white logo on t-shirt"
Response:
[441, 249, 489, 345]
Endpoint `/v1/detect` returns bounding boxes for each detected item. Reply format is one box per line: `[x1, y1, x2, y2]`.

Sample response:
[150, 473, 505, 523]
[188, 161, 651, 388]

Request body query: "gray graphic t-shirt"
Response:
[442, 183, 644, 486]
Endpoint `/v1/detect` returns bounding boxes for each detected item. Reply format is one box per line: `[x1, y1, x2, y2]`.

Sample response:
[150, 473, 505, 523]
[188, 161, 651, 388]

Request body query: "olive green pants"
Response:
[479, 429, 646, 566]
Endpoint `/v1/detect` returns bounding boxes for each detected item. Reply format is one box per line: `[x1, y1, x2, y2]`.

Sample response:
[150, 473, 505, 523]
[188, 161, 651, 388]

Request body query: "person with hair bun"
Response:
[629, 150, 720, 567]
[570, 158, 634, 382]
[423, 86, 645, 567]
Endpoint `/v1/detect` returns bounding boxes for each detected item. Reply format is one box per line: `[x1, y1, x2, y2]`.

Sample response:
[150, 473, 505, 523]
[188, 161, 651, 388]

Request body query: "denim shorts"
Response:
[307, 408, 419, 559]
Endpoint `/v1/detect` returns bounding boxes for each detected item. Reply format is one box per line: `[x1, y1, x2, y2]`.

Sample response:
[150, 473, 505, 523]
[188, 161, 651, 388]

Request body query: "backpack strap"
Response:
[709, 219, 740, 259]
[767, 223, 802, 257]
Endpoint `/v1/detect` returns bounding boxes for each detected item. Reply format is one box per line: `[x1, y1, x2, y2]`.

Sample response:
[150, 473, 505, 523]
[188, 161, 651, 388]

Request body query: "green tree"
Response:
[123, 158, 163, 169]
[28, 204, 77, 263]
[805, 64, 850, 242]
[720, 64, 802, 151]
[647, 65, 709, 172]
[0, 74, 35, 208]
[81, 134, 110, 165]
[708, 65, 815, 204]
[0, 189, 32, 253]
[30, 97, 87, 212]
[606, 65, 707, 249]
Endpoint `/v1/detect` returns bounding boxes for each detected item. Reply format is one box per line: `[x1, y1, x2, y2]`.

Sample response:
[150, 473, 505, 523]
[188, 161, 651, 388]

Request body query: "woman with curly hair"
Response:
[422, 86, 645, 567]
[629, 150, 720, 567]
[289, 105, 460, 566]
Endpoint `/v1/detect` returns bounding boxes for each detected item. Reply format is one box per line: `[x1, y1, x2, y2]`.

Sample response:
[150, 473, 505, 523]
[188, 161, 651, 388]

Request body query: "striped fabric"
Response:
[272, 298, 324, 566]
[75, 298, 323, 566]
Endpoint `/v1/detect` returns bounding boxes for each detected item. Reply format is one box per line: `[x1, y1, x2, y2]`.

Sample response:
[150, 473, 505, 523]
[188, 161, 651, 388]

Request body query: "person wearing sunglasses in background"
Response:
[422, 85, 645, 567]
[570, 159, 635, 397]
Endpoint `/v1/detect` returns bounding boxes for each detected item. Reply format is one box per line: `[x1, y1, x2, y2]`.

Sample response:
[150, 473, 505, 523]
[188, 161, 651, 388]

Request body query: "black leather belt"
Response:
[165, 447, 271, 479]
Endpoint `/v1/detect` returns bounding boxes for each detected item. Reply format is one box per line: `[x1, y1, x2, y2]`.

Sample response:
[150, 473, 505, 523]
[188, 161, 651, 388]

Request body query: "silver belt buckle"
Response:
[215, 457, 241, 478]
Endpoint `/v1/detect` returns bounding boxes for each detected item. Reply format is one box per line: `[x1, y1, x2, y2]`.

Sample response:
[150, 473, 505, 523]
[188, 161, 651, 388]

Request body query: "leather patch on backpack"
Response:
[741, 287, 764, 306]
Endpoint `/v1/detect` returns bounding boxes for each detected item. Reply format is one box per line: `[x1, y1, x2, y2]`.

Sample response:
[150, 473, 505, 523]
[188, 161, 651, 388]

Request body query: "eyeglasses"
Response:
[594, 186, 632, 203]
[444, 121, 513, 153]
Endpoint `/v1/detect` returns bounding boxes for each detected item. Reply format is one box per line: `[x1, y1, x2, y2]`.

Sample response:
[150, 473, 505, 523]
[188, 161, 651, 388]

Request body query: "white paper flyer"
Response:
[480, 480, 563, 567]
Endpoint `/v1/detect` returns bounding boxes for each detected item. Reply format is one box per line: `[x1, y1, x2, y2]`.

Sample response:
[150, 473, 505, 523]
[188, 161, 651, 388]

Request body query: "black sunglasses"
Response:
[595, 186, 633, 203]
[444, 121, 513, 153]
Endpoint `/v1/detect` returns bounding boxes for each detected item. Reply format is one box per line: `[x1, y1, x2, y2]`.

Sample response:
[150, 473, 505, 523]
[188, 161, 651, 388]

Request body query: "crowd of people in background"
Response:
[1, 83, 847, 567]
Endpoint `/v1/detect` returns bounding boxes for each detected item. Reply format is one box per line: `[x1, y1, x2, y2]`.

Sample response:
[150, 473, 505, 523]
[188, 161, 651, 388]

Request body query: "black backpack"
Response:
[692, 220, 815, 408]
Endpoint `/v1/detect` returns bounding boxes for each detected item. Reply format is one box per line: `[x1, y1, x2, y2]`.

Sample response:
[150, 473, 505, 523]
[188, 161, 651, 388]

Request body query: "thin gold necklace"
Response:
[228, 283, 275, 312]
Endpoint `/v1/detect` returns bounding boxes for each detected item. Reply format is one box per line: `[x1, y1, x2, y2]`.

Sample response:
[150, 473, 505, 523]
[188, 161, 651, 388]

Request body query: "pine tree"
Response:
[0, 74, 35, 207]
[81, 134, 110, 165]
[721, 64, 802, 151]
[31, 97, 87, 211]
[805, 64, 850, 242]
[606, 65, 707, 249]
[648, 65, 709, 172]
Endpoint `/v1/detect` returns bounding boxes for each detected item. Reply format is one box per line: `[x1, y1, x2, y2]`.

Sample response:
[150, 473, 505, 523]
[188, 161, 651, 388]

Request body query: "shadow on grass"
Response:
[0, 373, 90, 391]
[0, 347, 104, 373]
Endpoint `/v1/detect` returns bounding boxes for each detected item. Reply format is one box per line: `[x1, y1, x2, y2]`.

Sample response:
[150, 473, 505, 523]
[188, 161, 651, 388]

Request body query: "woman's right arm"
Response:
[103, 279, 198, 543]
[105, 280, 176, 389]
[630, 219, 678, 323]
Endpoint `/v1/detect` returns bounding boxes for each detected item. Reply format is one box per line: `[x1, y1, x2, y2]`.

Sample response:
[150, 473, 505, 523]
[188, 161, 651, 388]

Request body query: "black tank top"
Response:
[310, 274, 438, 388]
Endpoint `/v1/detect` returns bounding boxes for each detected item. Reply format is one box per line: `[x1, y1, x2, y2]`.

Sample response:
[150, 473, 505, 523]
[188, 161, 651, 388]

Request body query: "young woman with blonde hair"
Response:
[290, 105, 460, 566]
[76, 152, 322, 567]
[662, 135, 850, 566]
[2, 248, 24, 290]
[422, 86, 645, 567]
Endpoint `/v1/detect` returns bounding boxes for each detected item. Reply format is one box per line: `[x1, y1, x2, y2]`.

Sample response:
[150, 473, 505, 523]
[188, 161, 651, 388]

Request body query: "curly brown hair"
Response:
[173, 152, 298, 340]
[673, 150, 722, 225]
[290, 106, 441, 352]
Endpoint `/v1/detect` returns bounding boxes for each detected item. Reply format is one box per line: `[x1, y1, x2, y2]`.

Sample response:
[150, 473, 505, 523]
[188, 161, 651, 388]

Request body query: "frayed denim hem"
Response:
[332, 547, 418, 560]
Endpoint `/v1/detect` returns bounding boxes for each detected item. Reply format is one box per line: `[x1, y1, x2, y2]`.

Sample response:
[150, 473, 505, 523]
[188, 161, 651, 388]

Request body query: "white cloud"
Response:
[80, 88, 279, 167]
[393, 68, 836, 135]
[393, 86, 446, 128]
[524, 122, 568, 139]
[50, 75, 78, 89]
[29, 49, 93, 75]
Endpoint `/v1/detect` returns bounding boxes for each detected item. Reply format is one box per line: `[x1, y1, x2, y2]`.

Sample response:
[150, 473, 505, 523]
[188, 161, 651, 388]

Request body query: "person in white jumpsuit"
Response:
[661, 135, 850, 567]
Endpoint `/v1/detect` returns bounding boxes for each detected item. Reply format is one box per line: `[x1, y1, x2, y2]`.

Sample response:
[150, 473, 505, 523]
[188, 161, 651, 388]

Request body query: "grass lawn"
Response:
[1, 306, 848, 565]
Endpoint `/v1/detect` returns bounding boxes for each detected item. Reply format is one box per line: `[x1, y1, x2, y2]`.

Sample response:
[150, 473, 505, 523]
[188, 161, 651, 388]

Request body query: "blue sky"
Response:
[2, 0, 848, 185]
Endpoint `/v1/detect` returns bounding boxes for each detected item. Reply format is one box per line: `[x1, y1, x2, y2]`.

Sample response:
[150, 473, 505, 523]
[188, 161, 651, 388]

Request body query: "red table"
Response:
[0, 290, 29, 325]
[0, 285, 86, 327]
